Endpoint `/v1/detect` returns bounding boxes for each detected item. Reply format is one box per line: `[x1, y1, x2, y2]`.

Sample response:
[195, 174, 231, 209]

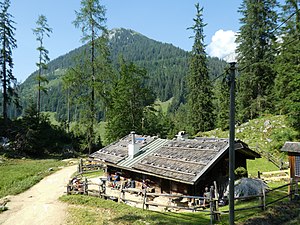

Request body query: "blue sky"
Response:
[10, 1, 243, 83]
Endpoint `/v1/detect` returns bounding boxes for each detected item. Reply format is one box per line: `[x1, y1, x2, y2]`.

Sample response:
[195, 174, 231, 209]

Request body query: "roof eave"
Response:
[104, 162, 194, 185]
[192, 143, 230, 184]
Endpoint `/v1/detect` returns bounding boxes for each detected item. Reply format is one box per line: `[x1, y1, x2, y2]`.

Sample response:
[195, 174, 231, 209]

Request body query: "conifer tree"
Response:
[186, 3, 214, 135]
[0, 0, 17, 123]
[33, 14, 52, 114]
[214, 78, 230, 130]
[274, 0, 300, 131]
[236, 0, 278, 121]
[106, 58, 155, 143]
[73, 0, 111, 154]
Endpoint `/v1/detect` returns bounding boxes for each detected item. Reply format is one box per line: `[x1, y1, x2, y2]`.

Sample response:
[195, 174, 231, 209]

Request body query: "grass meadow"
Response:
[0, 157, 298, 224]
[0, 159, 66, 198]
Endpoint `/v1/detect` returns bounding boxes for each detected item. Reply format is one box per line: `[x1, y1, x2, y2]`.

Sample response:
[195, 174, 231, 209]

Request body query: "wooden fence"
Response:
[222, 179, 298, 214]
[68, 178, 299, 224]
[77, 158, 105, 174]
[251, 145, 288, 169]
[258, 169, 290, 181]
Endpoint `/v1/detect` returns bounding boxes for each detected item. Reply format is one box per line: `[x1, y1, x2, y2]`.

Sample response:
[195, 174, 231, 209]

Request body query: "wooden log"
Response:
[269, 182, 290, 191]
[234, 194, 263, 200]
[260, 169, 289, 175]
[145, 193, 205, 199]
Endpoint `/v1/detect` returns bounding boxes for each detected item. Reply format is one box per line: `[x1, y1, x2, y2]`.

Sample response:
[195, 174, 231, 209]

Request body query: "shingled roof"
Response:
[90, 135, 260, 184]
[281, 142, 300, 153]
[90, 134, 155, 164]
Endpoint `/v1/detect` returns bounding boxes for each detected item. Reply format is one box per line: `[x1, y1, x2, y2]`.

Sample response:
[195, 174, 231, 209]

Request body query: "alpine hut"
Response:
[90, 132, 260, 197]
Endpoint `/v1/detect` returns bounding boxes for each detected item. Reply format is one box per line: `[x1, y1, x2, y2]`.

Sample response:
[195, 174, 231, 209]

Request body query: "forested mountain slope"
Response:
[18, 28, 226, 120]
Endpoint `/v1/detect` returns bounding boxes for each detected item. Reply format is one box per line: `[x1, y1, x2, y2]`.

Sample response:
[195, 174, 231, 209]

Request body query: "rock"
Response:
[264, 120, 271, 127]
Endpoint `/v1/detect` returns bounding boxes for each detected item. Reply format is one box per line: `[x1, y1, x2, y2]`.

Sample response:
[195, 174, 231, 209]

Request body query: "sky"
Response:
[10, 0, 243, 83]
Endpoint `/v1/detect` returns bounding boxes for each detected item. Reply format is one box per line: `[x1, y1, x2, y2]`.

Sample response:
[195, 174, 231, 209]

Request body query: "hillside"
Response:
[196, 114, 298, 165]
[17, 28, 226, 120]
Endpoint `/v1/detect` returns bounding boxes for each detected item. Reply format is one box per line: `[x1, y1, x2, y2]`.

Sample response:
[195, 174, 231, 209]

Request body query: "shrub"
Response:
[235, 167, 248, 179]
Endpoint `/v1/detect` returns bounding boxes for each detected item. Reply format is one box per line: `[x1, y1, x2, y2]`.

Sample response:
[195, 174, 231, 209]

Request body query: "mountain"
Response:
[17, 28, 226, 120]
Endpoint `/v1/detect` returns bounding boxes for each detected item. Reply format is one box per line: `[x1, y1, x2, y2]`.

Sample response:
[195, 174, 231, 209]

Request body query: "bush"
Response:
[0, 103, 81, 158]
[235, 167, 248, 179]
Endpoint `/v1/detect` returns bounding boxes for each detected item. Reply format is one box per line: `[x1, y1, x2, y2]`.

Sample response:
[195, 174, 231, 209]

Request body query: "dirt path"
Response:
[0, 165, 77, 225]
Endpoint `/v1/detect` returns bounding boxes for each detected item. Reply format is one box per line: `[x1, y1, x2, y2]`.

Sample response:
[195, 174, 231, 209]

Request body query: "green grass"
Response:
[61, 181, 297, 225]
[217, 179, 295, 224]
[154, 98, 173, 115]
[60, 195, 210, 225]
[95, 121, 107, 143]
[0, 159, 66, 198]
[80, 170, 105, 179]
[247, 157, 279, 177]
[197, 115, 298, 157]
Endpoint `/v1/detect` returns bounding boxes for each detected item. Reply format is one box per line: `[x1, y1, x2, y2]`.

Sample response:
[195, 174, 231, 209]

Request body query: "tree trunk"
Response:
[2, 35, 7, 124]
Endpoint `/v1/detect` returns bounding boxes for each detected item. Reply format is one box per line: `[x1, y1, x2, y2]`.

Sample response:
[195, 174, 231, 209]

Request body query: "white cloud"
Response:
[207, 30, 237, 62]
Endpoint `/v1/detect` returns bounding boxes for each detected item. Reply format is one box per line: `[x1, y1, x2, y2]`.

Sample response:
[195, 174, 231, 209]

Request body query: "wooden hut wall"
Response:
[170, 180, 190, 195]
[194, 152, 247, 197]
[287, 153, 300, 181]
[235, 151, 248, 169]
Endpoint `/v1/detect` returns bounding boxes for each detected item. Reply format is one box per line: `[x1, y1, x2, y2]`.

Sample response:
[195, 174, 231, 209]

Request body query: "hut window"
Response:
[295, 156, 300, 177]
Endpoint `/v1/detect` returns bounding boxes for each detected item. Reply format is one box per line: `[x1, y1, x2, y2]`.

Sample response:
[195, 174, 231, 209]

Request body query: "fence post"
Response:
[142, 189, 147, 210]
[78, 158, 83, 173]
[84, 177, 88, 195]
[289, 178, 293, 201]
[261, 188, 266, 210]
[295, 180, 299, 200]
[213, 181, 220, 221]
[98, 182, 101, 197]
[118, 183, 124, 203]
[258, 171, 261, 179]
[209, 186, 215, 225]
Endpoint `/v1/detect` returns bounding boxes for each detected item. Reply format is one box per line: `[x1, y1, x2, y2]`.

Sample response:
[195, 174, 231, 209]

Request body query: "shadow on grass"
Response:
[61, 195, 210, 225]
[112, 211, 210, 225]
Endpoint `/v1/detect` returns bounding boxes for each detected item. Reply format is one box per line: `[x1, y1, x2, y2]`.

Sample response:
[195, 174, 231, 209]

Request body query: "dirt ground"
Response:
[0, 164, 77, 225]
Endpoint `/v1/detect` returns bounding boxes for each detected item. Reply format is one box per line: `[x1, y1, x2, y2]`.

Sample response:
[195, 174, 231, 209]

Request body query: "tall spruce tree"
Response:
[186, 3, 214, 135]
[214, 77, 230, 130]
[106, 58, 155, 143]
[73, 0, 111, 154]
[0, 0, 17, 124]
[273, 0, 300, 131]
[236, 0, 278, 122]
[33, 15, 52, 114]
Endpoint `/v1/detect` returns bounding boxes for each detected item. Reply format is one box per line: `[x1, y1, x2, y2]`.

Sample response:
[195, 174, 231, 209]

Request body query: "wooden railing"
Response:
[77, 178, 299, 224]
[258, 169, 290, 181]
[250, 145, 288, 169]
[77, 158, 105, 174]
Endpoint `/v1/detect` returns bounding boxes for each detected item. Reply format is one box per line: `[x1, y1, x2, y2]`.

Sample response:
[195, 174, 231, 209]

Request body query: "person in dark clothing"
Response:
[113, 172, 120, 188]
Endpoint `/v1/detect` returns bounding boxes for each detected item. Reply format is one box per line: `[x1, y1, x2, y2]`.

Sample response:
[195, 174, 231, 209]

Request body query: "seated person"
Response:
[125, 178, 131, 188]
[203, 187, 210, 207]
[71, 177, 83, 192]
[113, 172, 120, 188]
[142, 179, 148, 189]
[107, 173, 112, 182]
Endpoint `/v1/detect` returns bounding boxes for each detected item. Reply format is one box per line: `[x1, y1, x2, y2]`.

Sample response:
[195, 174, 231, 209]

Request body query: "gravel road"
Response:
[0, 165, 77, 225]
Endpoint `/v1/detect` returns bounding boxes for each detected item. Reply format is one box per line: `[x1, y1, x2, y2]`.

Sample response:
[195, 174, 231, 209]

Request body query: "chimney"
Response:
[131, 131, 135, 144]
[128, 131, 140, 159]
[176, 131, 188, 140]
